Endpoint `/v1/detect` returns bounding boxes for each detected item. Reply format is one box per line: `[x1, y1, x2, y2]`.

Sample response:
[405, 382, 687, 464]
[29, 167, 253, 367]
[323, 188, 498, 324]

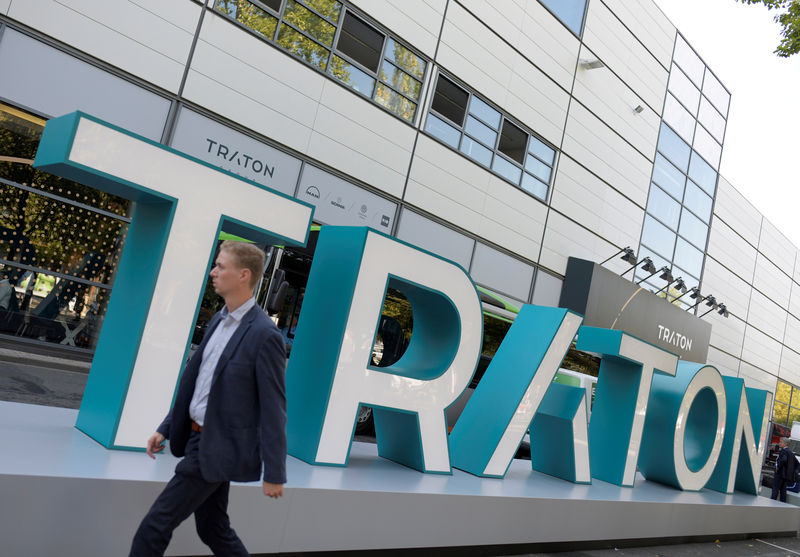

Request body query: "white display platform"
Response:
[1, 401, 798, 556]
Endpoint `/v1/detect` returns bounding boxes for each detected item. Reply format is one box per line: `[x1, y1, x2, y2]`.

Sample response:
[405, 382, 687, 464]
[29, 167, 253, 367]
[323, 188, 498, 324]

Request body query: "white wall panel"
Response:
[539, 211, 618, 276]
[600, 0, 676, 69]
[706, 219, 756, 283]
[706, 313, 746, 362]
[790, 282, 800, 319]
[550, 155, 643, 252]
[758, 218, 796, 272]
[738, 361, 778, 394]
[308, 80, 416, 199]
[6, 0, 199, 93]
[437, 2, 569, 146]
[712, 176, 760, 247]
[458, 0, 580, 91]
[741, 326, 782, 376]
[184, 12, 325, 156]
[701, 256, 751, 318]
[779, 347, 800, 387]
[746, 290, 787, 343]
[582, 0, 669, 112]
[470, 242, 534, 301]
[784, 316, 800, 356]
[1, 0, 10, 14]
[532, 270, 563, 307]
[395, 209, 475, 270]
[705, 346, 741, 378]
[572, 45, 660, 159]
[561, 102, 652, 208]
[348, 0, 445, 57]
[752, 253, 792, 309]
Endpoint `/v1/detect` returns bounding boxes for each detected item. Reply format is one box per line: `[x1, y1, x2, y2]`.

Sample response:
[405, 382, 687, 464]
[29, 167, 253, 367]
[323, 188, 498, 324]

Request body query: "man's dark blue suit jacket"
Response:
[157, 305, 287, 484]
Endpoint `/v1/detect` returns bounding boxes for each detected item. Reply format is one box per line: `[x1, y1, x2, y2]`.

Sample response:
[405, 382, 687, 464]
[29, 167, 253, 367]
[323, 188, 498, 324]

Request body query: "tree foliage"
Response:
[737, 0, 800, 57]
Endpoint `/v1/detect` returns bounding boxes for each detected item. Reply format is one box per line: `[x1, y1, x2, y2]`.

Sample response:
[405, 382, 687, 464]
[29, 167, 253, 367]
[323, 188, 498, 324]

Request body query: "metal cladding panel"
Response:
[560, 257, 711, 362]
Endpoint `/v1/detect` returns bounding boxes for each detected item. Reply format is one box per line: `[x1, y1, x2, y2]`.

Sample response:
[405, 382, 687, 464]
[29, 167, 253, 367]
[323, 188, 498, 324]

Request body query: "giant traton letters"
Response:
[34, 113, 772, 495]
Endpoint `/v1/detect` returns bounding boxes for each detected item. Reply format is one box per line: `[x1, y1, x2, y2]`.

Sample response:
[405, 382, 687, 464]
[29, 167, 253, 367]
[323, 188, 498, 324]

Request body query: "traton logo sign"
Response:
[33, 112, 772, 500]
[657, 324, 693, 352]
[205, 138, 275, 178]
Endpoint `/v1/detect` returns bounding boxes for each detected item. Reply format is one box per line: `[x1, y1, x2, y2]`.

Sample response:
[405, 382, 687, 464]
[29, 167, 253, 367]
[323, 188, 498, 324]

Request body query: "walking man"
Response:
[130, 241, 287, 556]
[771, 437, 796, 503]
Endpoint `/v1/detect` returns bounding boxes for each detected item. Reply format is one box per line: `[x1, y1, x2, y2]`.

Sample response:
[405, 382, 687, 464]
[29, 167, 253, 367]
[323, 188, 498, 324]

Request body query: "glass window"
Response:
[384, 38, 425, 81]
[374, 83, 416, 123]
[521, 173, 548, 200]
[777, 380, 792, 404]
[702, 70, 730, 115]
[524, 156, 551, 183]
[683, 181, 712, 222]
[688, 151, 717, 196]
[662, 94, 695, 144]
[492, 155, 522, 184]
[671, 264, 698, 287]
[538, 0, 588, 36]
[641, 216, 676, 261]
[692, 125, 721, 170]
[647, 186, 681, 230]
[529, 135, 555, 165]
[698, 96, 726, 143]
[468, 96, 501, 129]
[431, 75, 468, 126]
[302, 0, 341, 22]
[673, 238, 704, 279]
[667, 65, 701, 116]
[336, 11, 384, 72]
[657, 122, 691, 172]
[460, 135, 492, 167]
[215, 0, 278, 39]
[465, 115, 497, 148]
[379, 60, 422, 100]
[424, 113, 460, 149]
[673, 35, 705, 88]
[282, 0, 336, 46]
[774, 401, 789, 426]
[679, 209, 708, 249]
[328, 55, 375, 96]
[652, 154, 686, 200]
[276, 21, 331, 70]
[497, 120, 527, 164]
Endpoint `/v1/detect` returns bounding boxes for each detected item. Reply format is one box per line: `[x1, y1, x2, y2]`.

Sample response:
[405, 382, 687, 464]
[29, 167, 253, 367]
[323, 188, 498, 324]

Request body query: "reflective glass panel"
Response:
[431, 75, 468, 126]
[698, 96, 726, 143]
[374, 83, 416, 122]
[657, 123, 691, 172]
[702, 70, 730, 115]
[276, 23, 331, 70]
[492, 154, 522, 184]
[633, 245, 670, 283]
[673, 35, 705, 87]
[529, 135, 555, 165]
[282, 0, 336, 46]
[539, 0, 588, 36]
[215, 0, 278, 39]
[521, 173, 548, 200]
[652, 154, 685, 200]
[777, 380, 793, 404]
[337, 11, 384, 72]
[465, 115, 497, 148]
[683, 180, 712, 222]
[468, 96, 501, 129]
[641, 215, 676, 261]
[424, 113, 460, 149]
[679, 209, 708, 249]
[379, 60, 421, 100]
[329, 55, 375, 96]
[774, 401, 789, 425]
[647, 185, 680, 230]
[673, 237, 704, 279]
[300, 0, 341, 23]
[688, 151, 717, 195]
[460, 135, 492, 167]
[667, 65, 701, 116]
[524, 156, 551, 183]
[692, 125, 721, 169]
[384, 38, 425, 80]
[498, 120, 527, 164]
[662, 94, 695, 144]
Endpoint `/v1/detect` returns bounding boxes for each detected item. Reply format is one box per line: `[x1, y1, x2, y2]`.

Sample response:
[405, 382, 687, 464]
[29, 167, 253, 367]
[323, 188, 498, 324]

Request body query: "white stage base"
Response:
[1, 401, 798, 556]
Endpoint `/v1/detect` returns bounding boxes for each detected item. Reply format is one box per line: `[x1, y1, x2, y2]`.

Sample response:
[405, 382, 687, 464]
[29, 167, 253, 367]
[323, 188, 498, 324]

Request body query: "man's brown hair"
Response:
[219, 240, 266, 289]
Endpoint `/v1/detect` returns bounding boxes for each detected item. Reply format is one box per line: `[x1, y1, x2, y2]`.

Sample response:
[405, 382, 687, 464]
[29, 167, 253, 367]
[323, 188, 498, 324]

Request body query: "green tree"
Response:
[737, 0, 800, 57]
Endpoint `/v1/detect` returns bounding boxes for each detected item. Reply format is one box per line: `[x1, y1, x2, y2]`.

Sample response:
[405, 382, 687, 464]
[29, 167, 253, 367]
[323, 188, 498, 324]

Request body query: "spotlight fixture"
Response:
[579, 58, 605, 70]
[688, 293, 714, 311]
[600, 246, 637, 266]
[633, 105, 644, 114]
[654, 275, 683, 297]
[673, 277, 687, 293]
[672, 286, 699, 303]
[700, 300, 727, 318]
[658, 268, 674, 283]
[718, 304, 729, 317]
[636, 265, 670, 284]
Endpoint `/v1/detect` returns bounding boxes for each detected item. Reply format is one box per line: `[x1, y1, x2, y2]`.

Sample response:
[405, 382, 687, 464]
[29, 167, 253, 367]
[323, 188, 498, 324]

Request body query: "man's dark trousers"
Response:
[772, 473, 788, 502]
[130, 431, 248, 556]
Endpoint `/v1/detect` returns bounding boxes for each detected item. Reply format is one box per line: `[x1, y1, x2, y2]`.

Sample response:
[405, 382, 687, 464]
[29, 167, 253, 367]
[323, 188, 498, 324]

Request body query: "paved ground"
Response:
[2, 350, 799, 556]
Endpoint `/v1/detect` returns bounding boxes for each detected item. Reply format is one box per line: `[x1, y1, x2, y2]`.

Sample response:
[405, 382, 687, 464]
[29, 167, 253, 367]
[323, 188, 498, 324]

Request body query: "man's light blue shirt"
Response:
[189, 297, 256, 426]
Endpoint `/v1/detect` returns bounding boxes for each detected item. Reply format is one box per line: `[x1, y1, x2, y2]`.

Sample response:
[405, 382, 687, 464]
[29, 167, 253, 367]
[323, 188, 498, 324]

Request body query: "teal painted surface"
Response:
[530, 382, 589, 483]
[638, 362, 720, 490]
[449, 305, 577, 478]
[373, 407, 426, 472]
[285, 227, 367, 464]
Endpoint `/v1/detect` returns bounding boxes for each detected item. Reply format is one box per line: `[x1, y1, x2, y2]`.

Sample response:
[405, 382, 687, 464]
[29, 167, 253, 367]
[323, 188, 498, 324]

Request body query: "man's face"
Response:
[210, 249, 246, 298]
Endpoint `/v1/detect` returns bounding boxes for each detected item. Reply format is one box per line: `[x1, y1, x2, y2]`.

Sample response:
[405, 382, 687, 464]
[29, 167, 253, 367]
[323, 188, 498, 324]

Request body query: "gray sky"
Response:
[654, 0, 800, 251]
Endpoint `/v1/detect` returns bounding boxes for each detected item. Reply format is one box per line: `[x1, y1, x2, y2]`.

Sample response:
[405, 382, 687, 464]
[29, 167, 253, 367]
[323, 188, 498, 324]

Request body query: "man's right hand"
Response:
[146, 432, 166, 459]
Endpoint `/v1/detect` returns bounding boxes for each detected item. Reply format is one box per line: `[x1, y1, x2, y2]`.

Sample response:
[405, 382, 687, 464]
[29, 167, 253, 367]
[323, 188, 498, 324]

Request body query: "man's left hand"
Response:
[263, 481, 284, 498]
